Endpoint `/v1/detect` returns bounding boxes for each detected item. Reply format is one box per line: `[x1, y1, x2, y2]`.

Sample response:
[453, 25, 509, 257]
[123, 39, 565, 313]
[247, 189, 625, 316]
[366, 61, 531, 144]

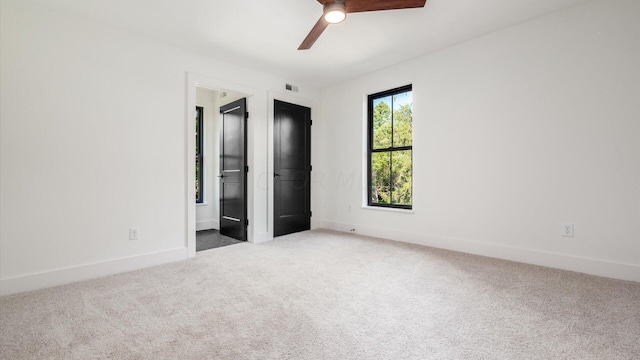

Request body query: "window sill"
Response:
[196, 202, 208, 207]
[361, 206, 413, 214]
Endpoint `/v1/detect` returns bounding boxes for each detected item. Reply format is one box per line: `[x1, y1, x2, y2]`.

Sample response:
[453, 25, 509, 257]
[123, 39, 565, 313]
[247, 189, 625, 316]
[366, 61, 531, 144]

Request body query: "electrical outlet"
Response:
[129, 227, 140, 240]
[562, 223, 574, 237]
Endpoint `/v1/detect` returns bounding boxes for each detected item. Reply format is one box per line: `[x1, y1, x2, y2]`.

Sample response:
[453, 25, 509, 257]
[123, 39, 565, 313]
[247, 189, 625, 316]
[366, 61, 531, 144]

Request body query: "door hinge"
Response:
[310, 165, 312, 171]
[310, 119, 313, 126]
[246, 219, 249, 227]
[246, 165, 249, 173]
[246, 112, 249, 119]
[310, 211, 312, 217]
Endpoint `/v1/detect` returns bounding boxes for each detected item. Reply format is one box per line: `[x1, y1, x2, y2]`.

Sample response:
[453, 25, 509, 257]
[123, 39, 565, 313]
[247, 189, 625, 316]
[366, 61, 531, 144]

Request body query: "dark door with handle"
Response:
[219, 98, 248, 241]
[274, 100, 311, 237]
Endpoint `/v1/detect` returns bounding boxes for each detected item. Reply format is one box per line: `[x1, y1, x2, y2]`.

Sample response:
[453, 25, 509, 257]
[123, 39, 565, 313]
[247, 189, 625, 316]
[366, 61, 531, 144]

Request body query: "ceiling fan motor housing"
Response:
[323, 0, 347, 24]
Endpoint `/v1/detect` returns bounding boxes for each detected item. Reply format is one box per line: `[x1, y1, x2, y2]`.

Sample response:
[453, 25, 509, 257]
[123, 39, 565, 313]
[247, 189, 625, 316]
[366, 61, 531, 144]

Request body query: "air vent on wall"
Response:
[285, 84, 299, 92]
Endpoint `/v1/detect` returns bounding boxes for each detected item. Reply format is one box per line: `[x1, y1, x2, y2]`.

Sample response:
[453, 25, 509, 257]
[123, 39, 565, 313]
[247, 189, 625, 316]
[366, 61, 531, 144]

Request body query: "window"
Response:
[367, 85, 413, 209]
[195, 106, 204, 203]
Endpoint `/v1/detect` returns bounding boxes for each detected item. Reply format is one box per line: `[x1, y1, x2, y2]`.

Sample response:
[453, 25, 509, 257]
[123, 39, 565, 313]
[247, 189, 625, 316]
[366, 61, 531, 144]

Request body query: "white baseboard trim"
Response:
[252, 231, 271, 244]
[196, 219, 219, 231]
[0, 247, 189, 296]
[316, 220, 640, 283]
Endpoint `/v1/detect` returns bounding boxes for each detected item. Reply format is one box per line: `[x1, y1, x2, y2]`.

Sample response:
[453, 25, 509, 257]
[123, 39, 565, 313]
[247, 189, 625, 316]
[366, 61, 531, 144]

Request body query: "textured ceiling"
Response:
[27, 0, 593, 87]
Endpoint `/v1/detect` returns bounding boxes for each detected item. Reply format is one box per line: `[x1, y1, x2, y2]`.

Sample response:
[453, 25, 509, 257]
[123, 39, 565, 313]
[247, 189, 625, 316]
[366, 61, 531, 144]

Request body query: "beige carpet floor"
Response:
[1, 230, 639, 359]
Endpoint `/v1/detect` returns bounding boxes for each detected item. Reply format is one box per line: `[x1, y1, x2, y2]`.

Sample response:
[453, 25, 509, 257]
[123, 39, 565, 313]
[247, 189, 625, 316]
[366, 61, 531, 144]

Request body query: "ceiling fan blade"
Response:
[317, 0, 427, 13]
[298, 16, 330, 50]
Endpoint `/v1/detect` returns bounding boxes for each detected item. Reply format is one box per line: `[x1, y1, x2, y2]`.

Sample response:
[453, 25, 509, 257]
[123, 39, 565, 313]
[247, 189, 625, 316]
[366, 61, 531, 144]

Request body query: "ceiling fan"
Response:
[298, 0, 427, 50]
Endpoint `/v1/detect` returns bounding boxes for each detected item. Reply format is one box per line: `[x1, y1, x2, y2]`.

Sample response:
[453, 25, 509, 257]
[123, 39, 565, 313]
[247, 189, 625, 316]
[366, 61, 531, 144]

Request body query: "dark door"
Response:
[274, 100, 311, 237]
[219, 98, 248, 241]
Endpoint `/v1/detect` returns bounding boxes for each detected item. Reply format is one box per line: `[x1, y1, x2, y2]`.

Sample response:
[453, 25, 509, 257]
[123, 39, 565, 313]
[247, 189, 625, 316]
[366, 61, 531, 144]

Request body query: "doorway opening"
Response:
[187, 72, 257, 258]
[194, 87, 247, 252]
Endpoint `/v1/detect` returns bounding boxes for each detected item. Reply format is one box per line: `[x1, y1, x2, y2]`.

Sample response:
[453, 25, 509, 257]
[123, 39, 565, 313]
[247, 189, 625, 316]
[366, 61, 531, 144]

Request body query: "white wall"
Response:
[2, 0, 637, 296]
[316, 0, 640, 281]
[0, 0, 319, 294]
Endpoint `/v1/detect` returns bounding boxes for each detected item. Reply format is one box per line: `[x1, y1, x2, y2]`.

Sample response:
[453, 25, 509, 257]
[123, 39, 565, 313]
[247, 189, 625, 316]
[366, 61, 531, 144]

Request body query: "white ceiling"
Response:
[28, 0, 593, 87]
